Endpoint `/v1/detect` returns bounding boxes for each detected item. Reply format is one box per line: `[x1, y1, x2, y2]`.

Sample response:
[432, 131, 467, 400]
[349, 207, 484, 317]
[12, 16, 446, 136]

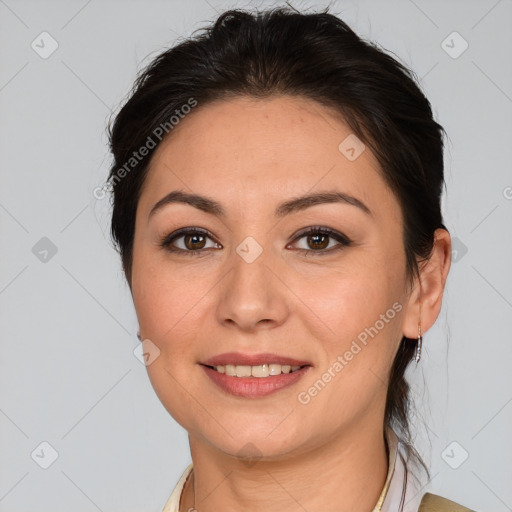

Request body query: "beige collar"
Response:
[373, 425, 400, 511]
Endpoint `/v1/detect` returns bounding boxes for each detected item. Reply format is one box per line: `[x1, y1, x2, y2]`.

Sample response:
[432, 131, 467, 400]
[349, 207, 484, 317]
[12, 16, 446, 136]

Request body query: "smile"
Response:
[200, 364, 311, 398]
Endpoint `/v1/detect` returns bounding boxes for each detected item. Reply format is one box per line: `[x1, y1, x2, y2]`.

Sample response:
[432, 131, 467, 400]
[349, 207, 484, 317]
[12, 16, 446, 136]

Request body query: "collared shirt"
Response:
[161, 427, 424, 512]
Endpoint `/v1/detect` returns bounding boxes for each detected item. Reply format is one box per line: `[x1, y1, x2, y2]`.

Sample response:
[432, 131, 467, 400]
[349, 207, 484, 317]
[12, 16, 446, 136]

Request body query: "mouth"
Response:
[199, 353, 312, 398]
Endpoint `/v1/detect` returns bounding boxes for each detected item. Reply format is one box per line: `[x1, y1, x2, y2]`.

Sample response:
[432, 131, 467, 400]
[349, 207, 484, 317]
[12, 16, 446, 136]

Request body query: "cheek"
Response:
[292, 249, 405, 404]
[136, 270, 217, 430]
[135, 281, 196, 345]
[293, 268, 404, 422]
[133, 260, 211, 429]
[293, 251, 403, 343]
[132, 252, 213, 358]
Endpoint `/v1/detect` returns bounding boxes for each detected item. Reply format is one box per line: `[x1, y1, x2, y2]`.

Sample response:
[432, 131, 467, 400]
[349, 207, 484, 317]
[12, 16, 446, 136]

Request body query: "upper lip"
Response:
[201, 352, 312, 367]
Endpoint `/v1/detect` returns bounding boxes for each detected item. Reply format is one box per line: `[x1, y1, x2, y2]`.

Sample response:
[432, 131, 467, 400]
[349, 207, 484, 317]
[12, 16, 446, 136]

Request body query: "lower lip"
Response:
[200, 365, 311, 398]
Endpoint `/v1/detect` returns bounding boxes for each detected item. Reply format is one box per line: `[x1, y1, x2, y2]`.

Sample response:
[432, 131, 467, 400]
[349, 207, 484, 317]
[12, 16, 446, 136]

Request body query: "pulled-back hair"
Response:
[107, 6, 448, 480]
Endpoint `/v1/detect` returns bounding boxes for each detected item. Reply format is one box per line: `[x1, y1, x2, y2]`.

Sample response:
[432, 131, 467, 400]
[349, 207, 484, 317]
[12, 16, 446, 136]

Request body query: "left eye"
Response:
[288, 227, 352, 254]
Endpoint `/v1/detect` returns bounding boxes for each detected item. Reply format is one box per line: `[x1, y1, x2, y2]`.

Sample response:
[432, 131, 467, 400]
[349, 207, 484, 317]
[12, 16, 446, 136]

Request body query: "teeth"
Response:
[213, 363, 302, 377]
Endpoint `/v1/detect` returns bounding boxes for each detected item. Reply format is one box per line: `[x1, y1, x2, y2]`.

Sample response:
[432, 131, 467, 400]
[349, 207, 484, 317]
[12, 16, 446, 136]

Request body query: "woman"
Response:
[107, 6, 477, 512]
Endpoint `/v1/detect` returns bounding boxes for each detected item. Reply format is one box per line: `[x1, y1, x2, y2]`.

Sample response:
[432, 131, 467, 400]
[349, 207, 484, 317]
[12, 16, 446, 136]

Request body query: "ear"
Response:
[402, 228, 452, 339]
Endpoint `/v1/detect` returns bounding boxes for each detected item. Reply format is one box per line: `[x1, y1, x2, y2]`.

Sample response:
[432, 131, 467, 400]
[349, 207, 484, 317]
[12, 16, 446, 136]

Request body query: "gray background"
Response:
[1, 0, 511, 511]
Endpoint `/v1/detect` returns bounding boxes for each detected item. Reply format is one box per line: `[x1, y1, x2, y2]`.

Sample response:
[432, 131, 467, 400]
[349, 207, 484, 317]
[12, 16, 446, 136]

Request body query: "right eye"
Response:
[159, 227, 222, 255]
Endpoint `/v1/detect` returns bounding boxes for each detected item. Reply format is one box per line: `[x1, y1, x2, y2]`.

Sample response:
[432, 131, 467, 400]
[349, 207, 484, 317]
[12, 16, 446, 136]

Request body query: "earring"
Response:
[415, 321, 422, 363]
[137, 330, 141, 341]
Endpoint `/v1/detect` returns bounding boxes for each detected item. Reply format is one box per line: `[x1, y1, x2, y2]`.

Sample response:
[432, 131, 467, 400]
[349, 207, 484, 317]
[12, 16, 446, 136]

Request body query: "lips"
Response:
[201, 364, 311, 398]
[200, 352, 311, 368]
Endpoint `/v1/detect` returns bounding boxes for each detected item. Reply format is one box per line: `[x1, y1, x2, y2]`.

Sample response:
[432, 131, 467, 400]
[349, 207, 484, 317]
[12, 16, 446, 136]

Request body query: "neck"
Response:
[180, 417, 389, 512]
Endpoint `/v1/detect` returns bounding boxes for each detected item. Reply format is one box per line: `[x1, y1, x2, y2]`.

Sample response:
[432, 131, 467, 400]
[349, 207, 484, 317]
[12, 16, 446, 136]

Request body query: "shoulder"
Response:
[419, 492, 478, 512]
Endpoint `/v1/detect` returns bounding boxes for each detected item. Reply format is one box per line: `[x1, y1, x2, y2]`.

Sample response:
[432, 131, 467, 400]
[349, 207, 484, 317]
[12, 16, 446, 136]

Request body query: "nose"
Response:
[215, 246, 289, 332]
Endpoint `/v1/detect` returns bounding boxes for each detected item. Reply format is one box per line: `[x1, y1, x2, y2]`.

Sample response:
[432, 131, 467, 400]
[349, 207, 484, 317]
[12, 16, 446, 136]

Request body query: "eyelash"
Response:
[158, 226, 352, 257]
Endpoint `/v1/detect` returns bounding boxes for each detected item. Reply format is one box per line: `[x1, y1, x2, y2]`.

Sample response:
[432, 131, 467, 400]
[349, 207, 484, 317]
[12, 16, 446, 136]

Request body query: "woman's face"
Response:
[131, 95, 415, 460]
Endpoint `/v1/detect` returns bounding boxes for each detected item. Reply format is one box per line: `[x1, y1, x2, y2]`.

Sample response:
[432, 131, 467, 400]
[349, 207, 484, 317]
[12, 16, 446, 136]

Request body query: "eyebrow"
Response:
[148, 189, 372, 221]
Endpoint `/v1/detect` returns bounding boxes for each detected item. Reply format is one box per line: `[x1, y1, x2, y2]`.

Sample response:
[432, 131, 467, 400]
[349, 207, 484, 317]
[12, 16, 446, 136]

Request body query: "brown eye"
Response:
[289, 226, 352, 255]
[160, 228, 221, 255]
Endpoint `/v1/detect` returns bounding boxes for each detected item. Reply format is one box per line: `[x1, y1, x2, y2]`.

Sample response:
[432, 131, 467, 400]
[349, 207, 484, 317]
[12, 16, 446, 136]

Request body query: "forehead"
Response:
[138, 95, 399, 221]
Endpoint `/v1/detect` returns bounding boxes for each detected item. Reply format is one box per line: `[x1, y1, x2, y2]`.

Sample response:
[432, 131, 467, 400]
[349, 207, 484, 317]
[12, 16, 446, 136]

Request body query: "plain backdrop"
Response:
[1, 0, 511, 511]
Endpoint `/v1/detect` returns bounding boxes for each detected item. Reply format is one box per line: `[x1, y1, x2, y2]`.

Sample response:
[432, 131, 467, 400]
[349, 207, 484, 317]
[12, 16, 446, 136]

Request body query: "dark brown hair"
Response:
[107, 5, 448, 480]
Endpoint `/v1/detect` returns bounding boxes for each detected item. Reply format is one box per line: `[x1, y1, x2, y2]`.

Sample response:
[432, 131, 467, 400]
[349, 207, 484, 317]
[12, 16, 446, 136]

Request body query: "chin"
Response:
[202, 421, 310, 461]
